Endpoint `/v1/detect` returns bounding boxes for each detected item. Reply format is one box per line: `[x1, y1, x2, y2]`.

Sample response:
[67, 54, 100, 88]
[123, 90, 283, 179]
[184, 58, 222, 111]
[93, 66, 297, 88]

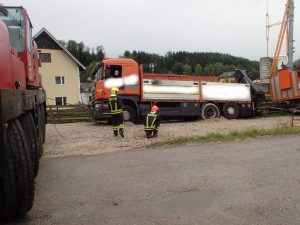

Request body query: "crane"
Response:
[268, 0, 295, 77]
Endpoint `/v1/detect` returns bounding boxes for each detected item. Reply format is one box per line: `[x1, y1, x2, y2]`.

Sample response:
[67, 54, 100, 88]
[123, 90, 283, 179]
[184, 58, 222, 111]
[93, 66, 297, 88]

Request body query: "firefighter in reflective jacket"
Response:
[144, 105, 161, 138]
[109, 87, 125, 137]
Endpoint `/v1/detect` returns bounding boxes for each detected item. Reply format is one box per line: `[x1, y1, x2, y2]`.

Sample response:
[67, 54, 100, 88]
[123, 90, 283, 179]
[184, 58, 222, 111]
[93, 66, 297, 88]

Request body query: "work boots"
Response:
[113, 130, 118, 137]
[146, 131, 152, 138]
[119, 128, 124, 138]
[153, 130, 158, 137]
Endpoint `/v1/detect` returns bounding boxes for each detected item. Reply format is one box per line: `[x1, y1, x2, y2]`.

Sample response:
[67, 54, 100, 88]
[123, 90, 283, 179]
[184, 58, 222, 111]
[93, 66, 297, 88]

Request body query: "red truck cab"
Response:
[0, 6, 40, 90]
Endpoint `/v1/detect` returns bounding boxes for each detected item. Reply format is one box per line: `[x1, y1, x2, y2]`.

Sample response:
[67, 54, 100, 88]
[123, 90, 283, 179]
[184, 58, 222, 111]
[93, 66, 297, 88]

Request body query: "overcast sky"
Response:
[2, 0, 299, 61]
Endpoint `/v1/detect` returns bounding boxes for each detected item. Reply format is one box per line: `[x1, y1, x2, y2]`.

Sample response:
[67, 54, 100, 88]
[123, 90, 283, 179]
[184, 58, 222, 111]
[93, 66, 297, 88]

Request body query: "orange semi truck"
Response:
[0, 6, 46, 220]
[91, 58, 264, 122]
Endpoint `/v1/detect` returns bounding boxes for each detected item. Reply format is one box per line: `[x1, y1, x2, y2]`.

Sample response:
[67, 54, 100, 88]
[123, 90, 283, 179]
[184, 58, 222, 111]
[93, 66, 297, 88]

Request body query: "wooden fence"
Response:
[46, 104, 92, 123]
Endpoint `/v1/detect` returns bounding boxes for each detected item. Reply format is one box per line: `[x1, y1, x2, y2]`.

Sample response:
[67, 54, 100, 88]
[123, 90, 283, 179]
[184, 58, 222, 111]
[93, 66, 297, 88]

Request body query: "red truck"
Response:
[0, 6, 46, 220]
[91, 58, 263, 122]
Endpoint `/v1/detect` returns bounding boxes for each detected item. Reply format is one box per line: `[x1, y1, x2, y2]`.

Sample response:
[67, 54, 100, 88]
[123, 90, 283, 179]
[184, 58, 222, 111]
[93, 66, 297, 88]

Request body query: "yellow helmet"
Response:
[111, 87, 120, 94]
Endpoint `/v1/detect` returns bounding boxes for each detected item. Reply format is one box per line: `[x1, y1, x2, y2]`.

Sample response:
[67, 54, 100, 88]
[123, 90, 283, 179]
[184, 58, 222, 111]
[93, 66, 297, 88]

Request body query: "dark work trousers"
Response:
[112, 113, 124, 137]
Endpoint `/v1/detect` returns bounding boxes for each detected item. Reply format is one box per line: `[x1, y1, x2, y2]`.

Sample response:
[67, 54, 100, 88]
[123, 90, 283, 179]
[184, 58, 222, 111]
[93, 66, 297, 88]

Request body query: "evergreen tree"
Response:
[172, 63, 184, 74]
[121, 50, 259, 79]
[183, 64, 192, 75]
[194, 64, 203, 76]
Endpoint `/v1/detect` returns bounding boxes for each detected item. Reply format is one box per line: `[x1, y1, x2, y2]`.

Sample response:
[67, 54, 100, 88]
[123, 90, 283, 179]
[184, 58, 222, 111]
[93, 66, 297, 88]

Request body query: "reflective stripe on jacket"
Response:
[109, 96, 123, 115]
[144, 113, 160, 130]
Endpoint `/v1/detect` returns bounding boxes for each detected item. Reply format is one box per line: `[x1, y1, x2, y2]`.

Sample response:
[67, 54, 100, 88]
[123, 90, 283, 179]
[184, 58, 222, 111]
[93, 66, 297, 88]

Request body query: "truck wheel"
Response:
[0, 119, 34, 221]
[20, 112, 40, 178]
[123, 105, 136, 123]
[223, 103, 240, 119]
[201, 103, 220, 119]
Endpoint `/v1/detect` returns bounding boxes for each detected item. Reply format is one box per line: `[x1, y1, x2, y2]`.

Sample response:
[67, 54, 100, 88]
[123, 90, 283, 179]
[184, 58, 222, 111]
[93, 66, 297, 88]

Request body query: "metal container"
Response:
[259, 79, 271, 93]
[259, 57, 272, 80]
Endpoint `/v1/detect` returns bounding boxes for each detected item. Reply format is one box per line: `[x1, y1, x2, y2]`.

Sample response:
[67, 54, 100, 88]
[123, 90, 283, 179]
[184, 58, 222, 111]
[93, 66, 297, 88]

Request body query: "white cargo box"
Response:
[142, 79, 200, 100]
[142, 79, 251, 102]
[201, 82, 251, 102]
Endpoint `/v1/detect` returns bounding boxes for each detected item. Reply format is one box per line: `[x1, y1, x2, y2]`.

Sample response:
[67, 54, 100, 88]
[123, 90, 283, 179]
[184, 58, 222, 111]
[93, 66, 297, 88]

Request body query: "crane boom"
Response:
[269, 0, 292, 77]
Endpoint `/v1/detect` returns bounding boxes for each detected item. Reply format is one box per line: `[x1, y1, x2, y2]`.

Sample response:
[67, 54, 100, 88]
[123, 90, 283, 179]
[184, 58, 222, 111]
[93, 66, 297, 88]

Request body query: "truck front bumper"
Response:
[93, 100, 112, 120]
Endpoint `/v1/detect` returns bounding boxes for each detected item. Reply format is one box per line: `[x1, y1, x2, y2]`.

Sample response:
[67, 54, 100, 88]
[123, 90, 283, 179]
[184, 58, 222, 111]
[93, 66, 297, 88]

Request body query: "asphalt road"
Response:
[8, 135, 300, 225]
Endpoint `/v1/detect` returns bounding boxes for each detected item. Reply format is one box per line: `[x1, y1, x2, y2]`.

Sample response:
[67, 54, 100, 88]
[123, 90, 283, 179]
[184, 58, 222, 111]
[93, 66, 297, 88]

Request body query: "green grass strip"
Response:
[153, 126, 300, 147]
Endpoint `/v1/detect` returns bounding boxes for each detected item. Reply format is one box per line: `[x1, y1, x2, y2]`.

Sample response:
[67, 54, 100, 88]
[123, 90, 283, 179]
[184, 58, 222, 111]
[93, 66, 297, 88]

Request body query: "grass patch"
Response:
[153, 126, 300, 147]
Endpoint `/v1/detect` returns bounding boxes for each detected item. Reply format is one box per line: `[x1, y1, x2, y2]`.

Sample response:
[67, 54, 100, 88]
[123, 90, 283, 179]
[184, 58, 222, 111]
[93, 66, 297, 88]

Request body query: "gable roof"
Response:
[34, 28, 86, 70]
[219, 71, 235, 78]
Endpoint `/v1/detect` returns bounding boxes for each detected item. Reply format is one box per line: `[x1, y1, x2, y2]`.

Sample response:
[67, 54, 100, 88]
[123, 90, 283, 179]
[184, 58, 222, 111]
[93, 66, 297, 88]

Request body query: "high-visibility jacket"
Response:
[108, 95, 123, 115]
[144, 112, 161, 131]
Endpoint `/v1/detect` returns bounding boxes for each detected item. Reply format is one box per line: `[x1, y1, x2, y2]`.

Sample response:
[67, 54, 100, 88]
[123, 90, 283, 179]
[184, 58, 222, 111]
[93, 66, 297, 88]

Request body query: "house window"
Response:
[55, 76, 65, 85]
[39, 53, 51, 63]
[55, 97, 67, 105]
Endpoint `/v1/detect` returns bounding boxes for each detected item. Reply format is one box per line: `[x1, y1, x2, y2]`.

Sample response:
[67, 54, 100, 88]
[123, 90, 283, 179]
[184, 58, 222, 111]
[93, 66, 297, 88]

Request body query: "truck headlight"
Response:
[95, 103, 102, 109]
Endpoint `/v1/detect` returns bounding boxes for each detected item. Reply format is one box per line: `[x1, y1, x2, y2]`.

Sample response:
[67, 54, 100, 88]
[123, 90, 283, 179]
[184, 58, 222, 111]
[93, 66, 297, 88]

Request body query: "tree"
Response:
[120, 50, 260, 78]
[66, 40, 79, 59]
[172, 63, 184, 74]
[183, 64, 192, 75]
[80, 61, 98, 82]
[124, 50, 131, 58]
[96, 45, 105, 61]
[194, 64, 203, 76]
[214, 62, 225, 75]
[203, 64, 216, 75]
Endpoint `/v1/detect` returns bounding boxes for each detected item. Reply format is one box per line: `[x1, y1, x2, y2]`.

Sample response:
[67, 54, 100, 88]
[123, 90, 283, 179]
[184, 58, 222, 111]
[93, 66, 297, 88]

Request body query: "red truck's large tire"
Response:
[39, 105, 46, 144]
[123, 105, 137, 123]
[201, 103, 220, 119]
[222, 103, 240, 119]
[0, 119, 34, 221]
[20, 112, 40, 178]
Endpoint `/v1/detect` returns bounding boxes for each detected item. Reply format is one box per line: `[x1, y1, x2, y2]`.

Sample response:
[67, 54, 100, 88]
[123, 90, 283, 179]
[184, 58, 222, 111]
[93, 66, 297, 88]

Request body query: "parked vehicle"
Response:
[90, 58, 263, 122]
[0, 6, 46, 220]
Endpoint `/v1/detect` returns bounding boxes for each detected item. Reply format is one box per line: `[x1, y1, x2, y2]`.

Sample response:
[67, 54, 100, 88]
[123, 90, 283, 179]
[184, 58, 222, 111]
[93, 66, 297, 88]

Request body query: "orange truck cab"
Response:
[91, 58, 260, 122]
[92, 58, 141, 121]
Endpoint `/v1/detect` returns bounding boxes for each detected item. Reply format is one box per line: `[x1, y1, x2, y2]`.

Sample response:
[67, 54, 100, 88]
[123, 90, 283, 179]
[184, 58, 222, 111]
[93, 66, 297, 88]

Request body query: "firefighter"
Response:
[108, 87, 124, 137]
[144, 105, 161, 138]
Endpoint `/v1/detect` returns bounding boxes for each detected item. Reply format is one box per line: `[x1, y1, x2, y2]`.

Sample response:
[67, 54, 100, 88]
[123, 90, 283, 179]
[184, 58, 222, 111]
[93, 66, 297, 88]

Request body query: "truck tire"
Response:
[223, 103, 240, 119]
[20, 112, 40, 178]
[201, 103, 220, 119]
[0, 119, 34, 221]
[39, 105, 46, 144]
[123, 105, 136, 123]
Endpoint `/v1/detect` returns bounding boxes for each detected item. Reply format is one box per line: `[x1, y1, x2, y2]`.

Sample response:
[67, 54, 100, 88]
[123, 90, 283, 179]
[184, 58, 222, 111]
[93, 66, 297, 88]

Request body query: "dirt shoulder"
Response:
[43, 116, 296, 158]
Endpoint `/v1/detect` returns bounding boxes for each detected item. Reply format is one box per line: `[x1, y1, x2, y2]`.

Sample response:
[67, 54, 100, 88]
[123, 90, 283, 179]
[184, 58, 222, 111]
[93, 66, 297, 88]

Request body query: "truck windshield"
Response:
[0, 7, 25, 52]
[97, 66, 103, 80]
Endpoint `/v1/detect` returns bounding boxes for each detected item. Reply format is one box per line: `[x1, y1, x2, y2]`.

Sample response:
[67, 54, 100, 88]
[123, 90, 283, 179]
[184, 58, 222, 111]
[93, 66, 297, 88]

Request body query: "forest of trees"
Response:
[60, 40, 300, 82]
[59, 40, 105, 81]
[122, 51, 260, 79]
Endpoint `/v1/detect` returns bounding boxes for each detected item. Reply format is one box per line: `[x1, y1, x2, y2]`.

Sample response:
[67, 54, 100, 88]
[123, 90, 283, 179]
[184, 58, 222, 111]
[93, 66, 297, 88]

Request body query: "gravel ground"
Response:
[43, 116, 298, 158]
